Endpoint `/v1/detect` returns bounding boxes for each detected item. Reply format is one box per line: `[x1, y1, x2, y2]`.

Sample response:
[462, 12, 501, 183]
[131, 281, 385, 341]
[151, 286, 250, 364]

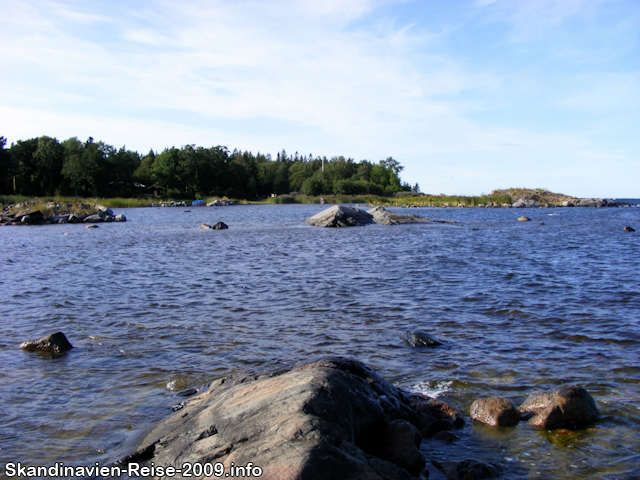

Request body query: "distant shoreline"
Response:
[1, 188, 636, 215]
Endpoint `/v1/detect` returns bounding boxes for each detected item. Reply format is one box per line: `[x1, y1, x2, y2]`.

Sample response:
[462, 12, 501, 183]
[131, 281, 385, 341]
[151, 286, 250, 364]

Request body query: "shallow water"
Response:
[1, 204, 639, 479]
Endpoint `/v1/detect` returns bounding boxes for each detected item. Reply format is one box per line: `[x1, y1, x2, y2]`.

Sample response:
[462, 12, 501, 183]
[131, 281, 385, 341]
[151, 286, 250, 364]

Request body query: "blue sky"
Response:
[1, 0, 638, 197]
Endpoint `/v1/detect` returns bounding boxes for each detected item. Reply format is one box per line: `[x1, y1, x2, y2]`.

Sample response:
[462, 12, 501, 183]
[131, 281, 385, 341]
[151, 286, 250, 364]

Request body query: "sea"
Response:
[1, 203, 639, 479]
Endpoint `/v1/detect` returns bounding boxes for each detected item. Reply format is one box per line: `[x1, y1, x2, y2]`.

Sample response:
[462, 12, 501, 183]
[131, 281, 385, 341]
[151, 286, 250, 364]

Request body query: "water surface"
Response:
[1, 204, 639, 479]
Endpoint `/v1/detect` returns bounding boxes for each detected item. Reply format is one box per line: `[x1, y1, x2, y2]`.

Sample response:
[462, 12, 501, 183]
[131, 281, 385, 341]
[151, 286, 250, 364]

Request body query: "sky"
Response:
[1, 0, 638, 197]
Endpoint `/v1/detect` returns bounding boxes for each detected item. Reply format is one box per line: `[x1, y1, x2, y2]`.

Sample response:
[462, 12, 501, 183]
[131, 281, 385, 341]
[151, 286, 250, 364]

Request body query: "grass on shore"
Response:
[0, 195, 155, 215]
[1, 192, 517, 211]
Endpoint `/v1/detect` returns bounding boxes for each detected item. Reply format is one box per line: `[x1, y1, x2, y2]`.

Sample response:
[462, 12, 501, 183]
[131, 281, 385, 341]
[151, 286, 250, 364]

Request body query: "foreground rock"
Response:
[305, 206, 456, 228]
[518, 386, 598, 430]
[470, 397, 520, 427]
[20, 332, 73, 354]
[121, 357, 464, 480]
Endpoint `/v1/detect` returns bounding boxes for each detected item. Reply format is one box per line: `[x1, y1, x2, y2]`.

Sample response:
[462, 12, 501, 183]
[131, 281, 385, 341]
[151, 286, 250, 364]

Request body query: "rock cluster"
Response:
[511, 197, 618, 208]
[151, 201, 189, 207]
[305, 206, 456, 228]
[207, 199, 235, 206]
[120, 357, 465, 480]
[1, 205, 126, 226]
[470, 386, 598, 430]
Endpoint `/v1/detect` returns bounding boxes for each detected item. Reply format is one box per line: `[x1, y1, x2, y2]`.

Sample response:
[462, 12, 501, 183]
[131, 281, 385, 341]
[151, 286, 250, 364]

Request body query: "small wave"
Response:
[408, 380, 453, 398]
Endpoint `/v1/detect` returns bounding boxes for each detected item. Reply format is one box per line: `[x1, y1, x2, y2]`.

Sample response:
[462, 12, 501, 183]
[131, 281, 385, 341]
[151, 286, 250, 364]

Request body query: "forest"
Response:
[0, 135, 418, 199]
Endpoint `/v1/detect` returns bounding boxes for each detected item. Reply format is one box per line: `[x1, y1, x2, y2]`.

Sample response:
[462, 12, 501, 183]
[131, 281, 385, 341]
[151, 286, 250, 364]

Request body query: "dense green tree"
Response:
[0, 136, 14, 194]
[0, 134, 412, 199]
[134, 150, 156, 186]
[288, 161, 311, 192]
[9, 138, 39, 195]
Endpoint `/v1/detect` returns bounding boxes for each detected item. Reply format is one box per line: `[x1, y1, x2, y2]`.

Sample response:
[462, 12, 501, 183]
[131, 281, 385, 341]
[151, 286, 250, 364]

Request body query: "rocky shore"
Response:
[0, 202, 126, 226]
[114, 356, 598, 480]
[18, 331, 601, 480]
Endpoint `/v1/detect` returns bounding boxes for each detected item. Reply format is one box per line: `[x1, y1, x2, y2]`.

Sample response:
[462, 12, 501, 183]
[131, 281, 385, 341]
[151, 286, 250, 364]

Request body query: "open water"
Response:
[1, 204, 639, 479]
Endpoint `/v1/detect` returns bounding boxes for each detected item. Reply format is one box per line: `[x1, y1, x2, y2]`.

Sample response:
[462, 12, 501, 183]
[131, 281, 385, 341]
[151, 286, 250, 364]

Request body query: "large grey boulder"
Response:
[20, 332, 74, 354]
[518, 386, 598, 430]
[512, 198, 538, 208]
[97, 205, 115, 215]
[121, 357, 464, 480]
[470, 397, 520, 427]
[304, 206, 374, 227]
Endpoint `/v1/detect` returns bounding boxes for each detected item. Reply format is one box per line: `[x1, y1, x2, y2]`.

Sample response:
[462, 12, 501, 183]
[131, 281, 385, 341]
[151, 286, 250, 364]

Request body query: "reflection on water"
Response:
[0, 204, 639, 479]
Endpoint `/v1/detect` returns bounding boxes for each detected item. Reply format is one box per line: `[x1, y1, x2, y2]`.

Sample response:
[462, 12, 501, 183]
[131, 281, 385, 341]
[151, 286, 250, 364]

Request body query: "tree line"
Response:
[0, 135, 419, 199]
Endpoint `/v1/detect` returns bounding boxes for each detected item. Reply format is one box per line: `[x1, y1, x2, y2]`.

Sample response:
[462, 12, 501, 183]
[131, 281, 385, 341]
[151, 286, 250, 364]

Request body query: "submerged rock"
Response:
[470, 397, 520, 427]
[366, 206, 429, 225]
[401, 330, 443, 347]
[121, 357, 464, 480]
[20, 332, 74, 354]
[518, 386, 598, 430]
[304, 205, 374, 227]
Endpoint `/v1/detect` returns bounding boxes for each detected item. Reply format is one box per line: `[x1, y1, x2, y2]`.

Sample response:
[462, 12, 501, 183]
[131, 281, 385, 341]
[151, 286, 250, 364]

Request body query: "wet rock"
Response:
[213, 222, 228, 230]
[305, 205, 374, 227]
[432, 430, 458, 442]
[122, 357, 463, 480]
[517, 216, 531, 222]
[624, 226, 635, 232]
[519, 386, 598, 430]
[114, 213, 127, 222]
[408, 394, 465, 437]
[401, 330, 443, 347]
[20, 332, 73, 354]
[433, 459, 502, 480]
[470, 397, 520, 427]
[19, 211, 45, 224]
